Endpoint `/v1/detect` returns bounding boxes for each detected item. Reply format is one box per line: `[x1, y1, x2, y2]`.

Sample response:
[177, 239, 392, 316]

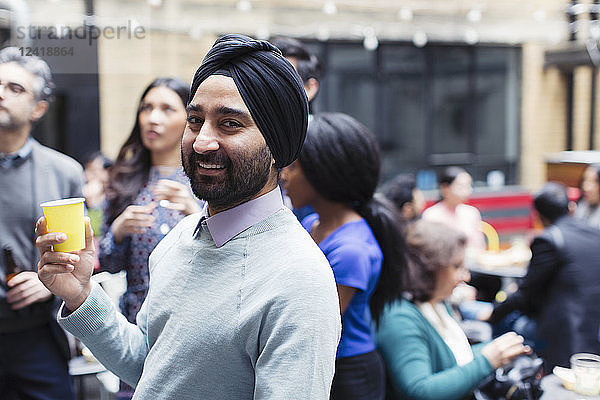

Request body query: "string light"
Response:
[398, 8, 413, 22]
[323, 1, 337, 16]
[317, 26, 330, 42]
[256, 27, 270, 40]
[464, 28, 479, 45]
[53, 24, 68, 38]
[412, 31, 428, 48]
[363, 28, 378, 51]
[466, 8, 482, 23]
[236, 0, 252, 13]
[532, 10, 546, 22]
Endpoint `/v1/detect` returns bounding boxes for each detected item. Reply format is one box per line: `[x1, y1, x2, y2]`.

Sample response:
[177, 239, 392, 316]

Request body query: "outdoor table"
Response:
[466, 261, 527, 279]
[466, 259, 527, 297]
[540, 374, 600, 399]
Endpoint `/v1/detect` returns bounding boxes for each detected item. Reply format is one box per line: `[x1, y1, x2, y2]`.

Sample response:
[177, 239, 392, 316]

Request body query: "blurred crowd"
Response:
[2, 33, 600, 400]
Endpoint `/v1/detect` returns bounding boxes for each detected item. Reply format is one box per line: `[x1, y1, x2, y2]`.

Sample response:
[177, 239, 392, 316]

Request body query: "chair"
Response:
[481, 221, 500, 252]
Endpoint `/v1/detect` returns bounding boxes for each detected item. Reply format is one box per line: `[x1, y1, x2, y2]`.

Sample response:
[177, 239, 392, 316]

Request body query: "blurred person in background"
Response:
[271, 36, 323, 222]
[377, 220, 530, 400]
[422, 167, 485, 252]
[82, 151, 113, 237]
[422, 167, 499, 303]
[574, 164, 600, 228]
[488, 182, 600, 372]
[270, 36, 321, 114]
[380, 173, 425, 222]
[282, 112, 406, 400]
[98, 77, 202, 399]
[0, 47, 81, 400]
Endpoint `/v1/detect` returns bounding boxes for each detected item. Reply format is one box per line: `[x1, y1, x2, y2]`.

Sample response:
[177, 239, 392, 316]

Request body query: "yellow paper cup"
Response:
[40, 197, 86, 252]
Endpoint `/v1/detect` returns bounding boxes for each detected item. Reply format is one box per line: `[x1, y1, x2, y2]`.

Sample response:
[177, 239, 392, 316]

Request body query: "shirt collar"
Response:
[0, 137, 34, 168]
[194, 186, 283, 247]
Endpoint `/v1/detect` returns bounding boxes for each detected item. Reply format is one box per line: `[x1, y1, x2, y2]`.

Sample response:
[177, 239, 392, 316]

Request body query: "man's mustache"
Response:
[188, 152, 230, 167]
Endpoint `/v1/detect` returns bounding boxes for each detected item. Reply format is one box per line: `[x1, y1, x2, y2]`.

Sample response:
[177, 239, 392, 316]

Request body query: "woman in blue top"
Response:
[282, 112, 406, 400]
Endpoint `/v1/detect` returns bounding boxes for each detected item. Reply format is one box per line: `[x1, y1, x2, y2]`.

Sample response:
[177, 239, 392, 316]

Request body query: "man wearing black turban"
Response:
[35, 34, 341, 399]
[183, 34, 308, 213]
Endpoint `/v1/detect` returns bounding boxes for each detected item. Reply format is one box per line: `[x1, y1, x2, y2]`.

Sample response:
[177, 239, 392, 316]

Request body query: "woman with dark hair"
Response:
[98, 78, 202, 400]
[422, 166, 485, 253]
[376, 220, 530, 400]
[281, 112, 405, 400]
[574, 164, 600, 228]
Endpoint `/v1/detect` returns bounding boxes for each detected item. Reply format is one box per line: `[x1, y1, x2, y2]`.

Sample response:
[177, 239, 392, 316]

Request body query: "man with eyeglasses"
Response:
[0, 47, 83, 399]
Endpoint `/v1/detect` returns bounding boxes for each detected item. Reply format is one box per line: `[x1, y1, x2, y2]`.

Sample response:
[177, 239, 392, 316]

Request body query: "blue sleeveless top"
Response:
[302, 213, 383, 358]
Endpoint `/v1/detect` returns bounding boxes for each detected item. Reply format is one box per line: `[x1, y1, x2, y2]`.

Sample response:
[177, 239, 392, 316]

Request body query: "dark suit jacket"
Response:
[491, 216, 600, 370]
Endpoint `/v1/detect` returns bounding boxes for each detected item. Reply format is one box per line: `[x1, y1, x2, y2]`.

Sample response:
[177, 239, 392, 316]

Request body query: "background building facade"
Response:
[5, 0, 598, 190]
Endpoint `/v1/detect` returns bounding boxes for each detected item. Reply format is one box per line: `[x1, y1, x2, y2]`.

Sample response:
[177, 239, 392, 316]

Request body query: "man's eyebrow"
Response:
[185, 104, 250, 120]
[215, 105, 250, 119]
[186, 103, 202, 113]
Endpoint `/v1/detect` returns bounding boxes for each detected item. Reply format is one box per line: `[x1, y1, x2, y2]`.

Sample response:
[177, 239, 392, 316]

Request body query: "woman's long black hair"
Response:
[298, 112, 407, 324]
[105, 78, 190, 225]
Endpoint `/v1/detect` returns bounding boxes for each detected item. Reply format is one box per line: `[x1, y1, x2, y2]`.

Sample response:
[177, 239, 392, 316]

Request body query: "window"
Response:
[305, 40, 521, 188]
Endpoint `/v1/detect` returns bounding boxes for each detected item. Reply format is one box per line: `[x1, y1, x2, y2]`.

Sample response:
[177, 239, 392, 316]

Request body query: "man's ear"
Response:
[30, 100, 48, 122]
[304, 78, 319, 103]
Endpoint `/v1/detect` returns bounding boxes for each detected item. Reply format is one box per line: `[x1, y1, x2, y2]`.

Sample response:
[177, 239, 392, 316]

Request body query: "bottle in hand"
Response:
[4, 248, 22, 283]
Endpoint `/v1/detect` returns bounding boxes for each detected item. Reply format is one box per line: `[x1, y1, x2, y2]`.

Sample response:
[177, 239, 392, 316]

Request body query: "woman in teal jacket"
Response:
[377, 220, 530, 400]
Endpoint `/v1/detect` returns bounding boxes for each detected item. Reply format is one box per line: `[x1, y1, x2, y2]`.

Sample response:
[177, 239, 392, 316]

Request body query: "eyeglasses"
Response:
[0, 80, 29, 97]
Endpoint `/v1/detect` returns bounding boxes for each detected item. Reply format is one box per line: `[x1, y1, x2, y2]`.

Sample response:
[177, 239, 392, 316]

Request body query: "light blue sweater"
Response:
[59, 208, 341, 399]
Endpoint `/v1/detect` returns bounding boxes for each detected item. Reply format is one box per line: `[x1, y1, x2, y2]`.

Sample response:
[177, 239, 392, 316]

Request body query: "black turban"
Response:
[190, 34, 309, 169]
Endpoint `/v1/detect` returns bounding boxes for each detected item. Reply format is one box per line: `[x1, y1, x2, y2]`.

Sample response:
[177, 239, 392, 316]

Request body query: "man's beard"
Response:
[182, 143, 273, 211]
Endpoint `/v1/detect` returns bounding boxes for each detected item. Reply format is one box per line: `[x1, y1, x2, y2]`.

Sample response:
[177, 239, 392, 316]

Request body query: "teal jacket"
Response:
[376, 299, 493, 400]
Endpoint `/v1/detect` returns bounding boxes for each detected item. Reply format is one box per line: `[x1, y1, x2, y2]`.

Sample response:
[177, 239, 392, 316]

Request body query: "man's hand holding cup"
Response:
[35, 216, 95, 312]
